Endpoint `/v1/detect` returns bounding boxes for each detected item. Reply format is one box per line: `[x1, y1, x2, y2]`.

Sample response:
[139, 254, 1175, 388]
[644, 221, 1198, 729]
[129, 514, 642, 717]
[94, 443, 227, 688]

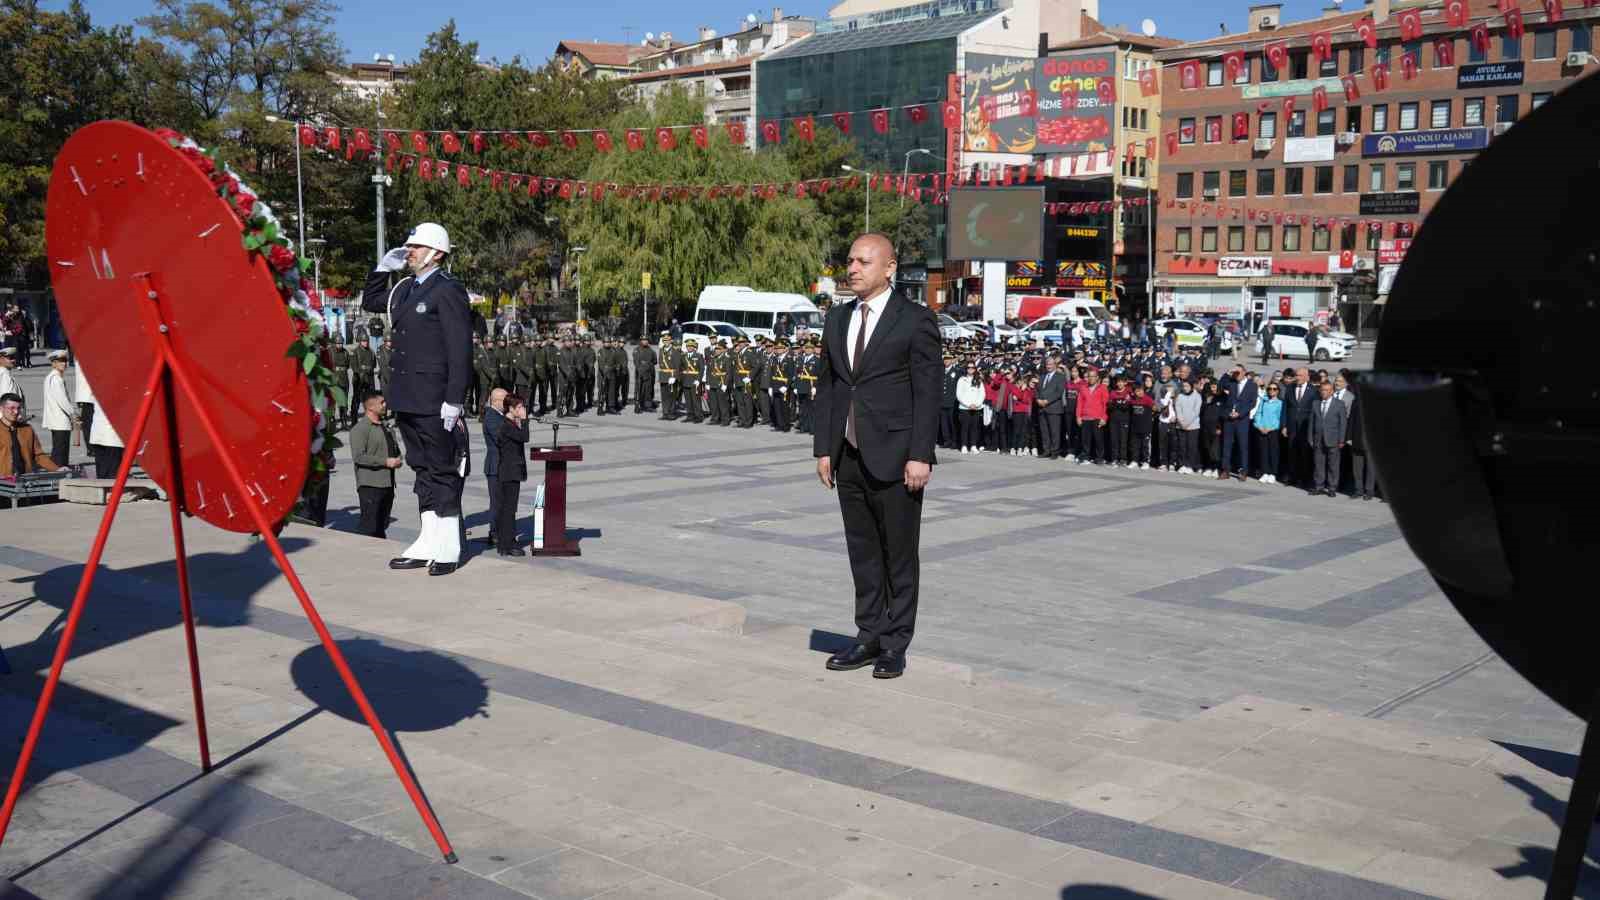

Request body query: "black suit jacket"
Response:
[1035, 368, 1066, 412]
[1283, 382, 1316, 436]
[493, 416, 528, 482]
[1226, 378, 1258, 419]
[812, 293, 941, 482]
[362, 269, 473, 415]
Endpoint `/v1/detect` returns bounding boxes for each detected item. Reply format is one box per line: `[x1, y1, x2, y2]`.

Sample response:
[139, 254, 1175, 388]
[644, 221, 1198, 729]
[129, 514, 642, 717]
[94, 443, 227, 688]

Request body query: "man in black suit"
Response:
[940, 353, 961, 450]
[361, 222, 473, 576]
[1281, 367, 1315, 486]
[814, 234, 941, 680]
[1219, 363, 1257, 480]
[1034, 355, 1066, 459]
[1308, 380, 1349, 496]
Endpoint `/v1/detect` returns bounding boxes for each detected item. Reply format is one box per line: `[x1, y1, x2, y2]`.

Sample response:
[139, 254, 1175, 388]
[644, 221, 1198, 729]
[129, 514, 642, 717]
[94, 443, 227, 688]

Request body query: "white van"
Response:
[1019, 299, 1113, 346]
[694, 285, 824, 341]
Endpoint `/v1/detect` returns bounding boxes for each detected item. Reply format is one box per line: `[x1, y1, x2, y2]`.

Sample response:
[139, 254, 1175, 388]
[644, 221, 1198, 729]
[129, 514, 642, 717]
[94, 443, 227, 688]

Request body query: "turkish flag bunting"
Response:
[470, 131, 486, 154]
[1371, 62, 1390, 91]
[399, 155, 414, 173]
[1096, 78, 1115, 104]
[1178, 60, 1200, 90]
[500, 132, 521, 149]
[594, 131, 613, 153]
[457, 164, 470, 187]
[418, 158, 433, 180]
[1356, 16, 1378, 48]
[1265, 42, 1288, 71]
[509, 174, 522, 190]
[1145, 137, 1156, 159]
[1434, 37, 1455, 67]
[1470, 23, 1491, 53]
[1165, 132, 1179, 155]
[1398, 9, 1423, 41]
[441, 132, 461, 154]
[761, 120, 780, 144]
[691, 125, 709, 148]
[941, 100, 959, 128]
[1312, 86, 1329, 113]
[529, 132, 551, 148]
[725, 121, 746, 145]
[476, 166, 492, 183]
[819, 178, 834, 194]
[558, 180, 573, 199]
[871, 109, 890, 134]
[352, 128, 372, 151]
[625, 129, 645, 151]
[1543, 0, 1563, 21]
[384, 152, 396, 172]
[1223, 51, 1245, 82]
[1231, 112, 1249, 140]
[794, 117, 814, 142]
[491, 170, 503, 190]
[384, 131, 402, 151]
[1401, 51, 1419, 81]
[1505, 9, 1524, 40]
[1282, 96, 1297, 118]
[832, 111, 851, 133]
[1446, 0, 1469, 25]
[908, 104, 929, 124]
[541, 177, 557, 194]
[591, 182, 606, 201]
[1340, 249, 1354, 269]
[1341, 74, 1361, 101]
[409, 131, 429, 153]
[1139, 67, 1158, 97]
[1312, 31, 1333, 61]
[655, 127, 676, 151]
[323, 126, 341, 149]
[298, 124, 317, 147]
[1017, 91, 1036, 117]
[560, 131, 579, 150]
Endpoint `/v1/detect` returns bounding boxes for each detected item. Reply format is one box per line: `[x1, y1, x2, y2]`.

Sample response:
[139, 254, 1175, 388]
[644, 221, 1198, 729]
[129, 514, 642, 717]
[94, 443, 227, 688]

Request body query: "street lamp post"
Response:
[841, 164, 869, 232]
[571, 246, 588, 329]
[263, 115, 305, 252]
[900, 148, 933, 209]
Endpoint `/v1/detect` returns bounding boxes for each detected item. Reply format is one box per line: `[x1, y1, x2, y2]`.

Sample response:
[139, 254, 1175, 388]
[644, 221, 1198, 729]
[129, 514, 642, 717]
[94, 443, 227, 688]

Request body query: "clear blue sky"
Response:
[62, 0, 1339, 66]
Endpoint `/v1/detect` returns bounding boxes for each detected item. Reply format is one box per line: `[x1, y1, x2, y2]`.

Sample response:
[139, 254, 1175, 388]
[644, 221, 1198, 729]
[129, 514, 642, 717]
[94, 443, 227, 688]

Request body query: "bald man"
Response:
[813, 233, 942, 680]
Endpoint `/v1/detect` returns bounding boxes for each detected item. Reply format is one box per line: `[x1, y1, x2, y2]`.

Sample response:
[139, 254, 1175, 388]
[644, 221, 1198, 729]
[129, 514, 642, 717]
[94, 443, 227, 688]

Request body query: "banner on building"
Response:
[1034, 53, 1117, 154]
[962, 54, 1039, 153]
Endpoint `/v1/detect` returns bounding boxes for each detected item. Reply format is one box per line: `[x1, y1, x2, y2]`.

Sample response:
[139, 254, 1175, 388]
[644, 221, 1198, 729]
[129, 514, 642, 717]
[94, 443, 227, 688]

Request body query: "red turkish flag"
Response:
[1340, 249, 1355, 270]
[1139, 67, 1158, 97]
[1544, 0, 1565, 21]
[500, 132, 521, 149]
[418, 158, 433, 180]
[322, 126, 341, 149]
[1312, 31, 1333, 62]
[1265, 42, 1288, 72]
[1165, 132, 1179, 156]
[410, 131, 429, 153]
[871, 108, 890, 134]
[398, 155, 414, 174]
[655, 127, 676, 151]
[908, 104, 930, 124]
[1145, 136, 1156, 159]
[1470, 23, 1491, 54]
[1401, 51, 1419, 81]
[1446, 0, 1469, 25]
[625, 129, 645, 151]
[1017, 92, 1036, 117]
[297, 124, 317, 147]
[1397, 9, 1423, 41]
[1505, 9, 1524, 40]
[1178, 60, 1200, 90]
[529, 132, 551, 148]
[794, 116, 814, 142]
[725, 121, 746, 145]
[1281, 96, 1297, 118]
[1371, 62, 1390, 91]
[1223, 51, 1245, 82]
[1356, 16, 1378, 48]
[558, 180, 573, 199]
[979, 96, 998, 124]
[941, 100, 959, 129]
[832, 112, 851, 133]
[760, 120, 780, 145]
[1312, 86, 1329, 113]
[384, 131, 402, 151]
[1434, 37, 1456, 67]
[441, 132, 461, 154]
[1096, 78, 1115, 104]
[560, 131, 578, 150]
[457, 164, 470, 187]
[1341, 74, 1361, 101]
[541, 177, 557, 195]
[1231, 112, 1249, 140]
[352, 128, 372, 151]
[508, 174, 522, 190]
[470, 131, 486, 154]
[490, 170, 503, 190]
[384, 152, 396, 172]
[594, 131, 613, 153]
[690, 125, 709, 149]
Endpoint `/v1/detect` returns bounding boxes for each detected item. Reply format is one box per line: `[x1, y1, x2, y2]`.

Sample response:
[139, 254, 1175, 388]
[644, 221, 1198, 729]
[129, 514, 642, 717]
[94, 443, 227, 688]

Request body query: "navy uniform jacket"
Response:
[362, 269, 473, 415]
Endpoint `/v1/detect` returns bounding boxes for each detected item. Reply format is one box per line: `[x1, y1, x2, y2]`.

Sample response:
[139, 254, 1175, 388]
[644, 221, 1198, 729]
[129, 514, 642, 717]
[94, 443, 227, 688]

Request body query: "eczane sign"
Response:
[1217, 256, 1272, 277]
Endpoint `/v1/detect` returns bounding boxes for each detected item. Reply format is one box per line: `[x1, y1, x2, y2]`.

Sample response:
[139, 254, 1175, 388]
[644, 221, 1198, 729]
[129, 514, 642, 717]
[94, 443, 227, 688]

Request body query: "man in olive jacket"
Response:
[347, 390, 403, 539]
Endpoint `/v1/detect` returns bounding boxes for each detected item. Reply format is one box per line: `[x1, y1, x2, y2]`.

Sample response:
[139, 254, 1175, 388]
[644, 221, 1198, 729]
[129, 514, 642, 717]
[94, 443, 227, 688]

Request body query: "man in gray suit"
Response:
[1307, 380, 1348, 497]
[1034, 355, 1066, 459]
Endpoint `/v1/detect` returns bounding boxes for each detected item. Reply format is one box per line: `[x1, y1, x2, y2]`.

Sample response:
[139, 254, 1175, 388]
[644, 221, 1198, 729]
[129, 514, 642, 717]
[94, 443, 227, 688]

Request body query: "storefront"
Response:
[1155, 276, 1331, 332]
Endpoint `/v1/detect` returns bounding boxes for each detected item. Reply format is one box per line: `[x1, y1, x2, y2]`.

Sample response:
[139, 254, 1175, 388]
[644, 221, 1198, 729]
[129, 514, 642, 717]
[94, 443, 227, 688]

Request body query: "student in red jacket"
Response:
[984, 369, 1007, 453]
[1007, 375, 1036, 456]
[1074, 368, 1109, 464]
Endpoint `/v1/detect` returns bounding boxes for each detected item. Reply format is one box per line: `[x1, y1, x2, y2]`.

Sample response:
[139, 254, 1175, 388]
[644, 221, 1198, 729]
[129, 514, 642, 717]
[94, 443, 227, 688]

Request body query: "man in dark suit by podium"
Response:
[813, 234, 941, 680]
[361, 222, 473, 576]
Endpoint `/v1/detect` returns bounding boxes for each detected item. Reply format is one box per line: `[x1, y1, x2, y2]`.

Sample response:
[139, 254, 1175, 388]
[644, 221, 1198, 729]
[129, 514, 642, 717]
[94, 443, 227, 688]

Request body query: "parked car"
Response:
[1255, 320, 1351, 361]
[1153, 318, 1234, 352]
[936, 313, 968, 342]
[679, 320, 747, 347]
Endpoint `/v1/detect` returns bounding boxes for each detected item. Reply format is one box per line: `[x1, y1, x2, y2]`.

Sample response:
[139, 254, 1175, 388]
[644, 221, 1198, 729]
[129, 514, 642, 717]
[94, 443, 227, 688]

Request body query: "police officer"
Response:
[633, 336, 657, 413]
[361, 221, 471, 576]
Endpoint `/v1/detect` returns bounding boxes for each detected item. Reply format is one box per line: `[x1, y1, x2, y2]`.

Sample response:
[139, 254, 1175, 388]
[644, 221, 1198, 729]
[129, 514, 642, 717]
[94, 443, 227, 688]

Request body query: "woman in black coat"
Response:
[493, 395, 530, 556]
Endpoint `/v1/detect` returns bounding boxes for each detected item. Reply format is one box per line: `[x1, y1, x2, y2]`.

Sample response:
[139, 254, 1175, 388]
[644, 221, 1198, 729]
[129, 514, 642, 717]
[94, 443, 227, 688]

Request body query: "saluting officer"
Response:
[633, 336, 657, 414]
[361, 221, 471, 576]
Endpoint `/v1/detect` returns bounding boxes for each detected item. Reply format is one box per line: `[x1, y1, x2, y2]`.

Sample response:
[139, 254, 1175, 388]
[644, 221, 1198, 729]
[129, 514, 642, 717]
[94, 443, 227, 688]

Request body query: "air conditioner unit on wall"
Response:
[1202, 188, 1219, 198]
[1253, 138, 1275, 151]
[1336, 132, 1358, 145]
[1566, 51, 1594, 67]
[1493, 122, 1513, 135]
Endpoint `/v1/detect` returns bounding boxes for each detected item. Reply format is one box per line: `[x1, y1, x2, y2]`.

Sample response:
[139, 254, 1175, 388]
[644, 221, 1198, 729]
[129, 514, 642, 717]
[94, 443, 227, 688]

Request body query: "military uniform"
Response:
[330, 343, 353, 428]
[707, 344, 731, 425]
[514, 339, 536, 402]
[734, 340, 759, 427]
[755, 344, 774, 427]
[795, 339, 820, 434]
[531, 339, 553, 413]
[471, 339, 495, 414]
[494, 340, 515, 390]
[607, 339, 629, 412]
[352, 341, 378, 420]
[769, 345, 793, 432]
[633, 339, 657, 413]
[579, 341, 598, 412]
[657, 336, 681, 419]
[680, 340, 704, 422]
[377, 341, 394, 390]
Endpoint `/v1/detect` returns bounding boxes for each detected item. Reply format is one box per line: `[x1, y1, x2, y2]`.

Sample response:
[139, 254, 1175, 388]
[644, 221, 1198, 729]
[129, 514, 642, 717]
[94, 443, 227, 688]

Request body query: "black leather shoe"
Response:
[497, 548, 526, 557]
[872, 649, 906, 679]
[1326, 489, 1338, 497]
[428, 562, 459, 576]
[825, 644, 881, 671]
[389, 557, 429, 570]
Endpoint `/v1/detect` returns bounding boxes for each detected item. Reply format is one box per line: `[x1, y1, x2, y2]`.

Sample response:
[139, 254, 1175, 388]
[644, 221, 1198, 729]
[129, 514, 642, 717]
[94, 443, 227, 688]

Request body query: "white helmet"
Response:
[404, 222, 451, 254]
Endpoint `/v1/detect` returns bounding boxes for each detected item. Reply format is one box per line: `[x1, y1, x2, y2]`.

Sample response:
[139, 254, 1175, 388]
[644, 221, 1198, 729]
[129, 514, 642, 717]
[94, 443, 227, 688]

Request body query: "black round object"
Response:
[1365, 71, 1600, 720]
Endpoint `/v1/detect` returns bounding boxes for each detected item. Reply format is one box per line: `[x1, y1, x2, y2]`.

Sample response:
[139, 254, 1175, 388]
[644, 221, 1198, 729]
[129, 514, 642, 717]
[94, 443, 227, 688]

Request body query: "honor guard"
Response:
[352, 338, 378, 421]
[514, 337, 536, 403]
[557, 336, 580, 416]
[681, 339, 704, 422]
[377, 338, 393, 390]
[471, 336, 495, 415]
[609, 338, 630, 412]
[769, 340, 793, 432]
[330, 341, 353, 429]
[795, 336, 820, 434]
[707, 340, 732, 425]
[633, 336, 657, 413]
[494, 337, 514, 390]
[656, 333, 680, 419]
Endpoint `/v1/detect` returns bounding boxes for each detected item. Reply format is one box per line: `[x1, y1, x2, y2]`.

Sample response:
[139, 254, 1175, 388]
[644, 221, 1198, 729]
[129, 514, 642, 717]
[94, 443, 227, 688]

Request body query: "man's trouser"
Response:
[771, 389, 789, 431]
[735, 388, 755, 427]
[635, 374, 652, 412]
[659, 381, 675, 418]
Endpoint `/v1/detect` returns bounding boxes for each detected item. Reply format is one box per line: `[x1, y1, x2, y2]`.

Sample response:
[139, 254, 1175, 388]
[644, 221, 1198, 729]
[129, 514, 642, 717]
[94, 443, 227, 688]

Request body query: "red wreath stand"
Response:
[0, 122, 455, 862]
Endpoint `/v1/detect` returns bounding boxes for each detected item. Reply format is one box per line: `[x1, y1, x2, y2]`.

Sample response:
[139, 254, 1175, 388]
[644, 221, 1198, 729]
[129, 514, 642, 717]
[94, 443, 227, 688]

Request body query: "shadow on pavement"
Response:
[288, 638, 488, 733]
[1498, 772, 1600, 896]
[1060, 886, 1163, 899]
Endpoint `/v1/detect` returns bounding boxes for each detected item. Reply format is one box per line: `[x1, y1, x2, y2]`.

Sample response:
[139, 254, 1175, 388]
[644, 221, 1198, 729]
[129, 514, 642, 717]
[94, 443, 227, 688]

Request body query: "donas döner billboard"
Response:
[963, 53, 1116, 155]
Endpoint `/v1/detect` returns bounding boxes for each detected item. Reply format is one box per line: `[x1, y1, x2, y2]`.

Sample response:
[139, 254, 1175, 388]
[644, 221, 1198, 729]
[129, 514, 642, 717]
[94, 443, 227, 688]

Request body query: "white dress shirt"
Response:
[845, 288, 892, 370]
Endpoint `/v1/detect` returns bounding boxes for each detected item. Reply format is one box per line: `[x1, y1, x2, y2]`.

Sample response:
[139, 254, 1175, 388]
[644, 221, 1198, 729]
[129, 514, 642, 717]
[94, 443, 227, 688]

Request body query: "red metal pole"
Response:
[161, 365, 212, 772]
[157, 340, 457, 863]
[0, 357, 167, 849]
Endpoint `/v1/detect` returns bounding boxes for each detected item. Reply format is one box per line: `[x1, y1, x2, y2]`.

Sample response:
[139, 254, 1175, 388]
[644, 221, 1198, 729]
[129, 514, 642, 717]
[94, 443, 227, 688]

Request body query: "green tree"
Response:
[782, 126, 936, 268]
[565, 87, 829, 319]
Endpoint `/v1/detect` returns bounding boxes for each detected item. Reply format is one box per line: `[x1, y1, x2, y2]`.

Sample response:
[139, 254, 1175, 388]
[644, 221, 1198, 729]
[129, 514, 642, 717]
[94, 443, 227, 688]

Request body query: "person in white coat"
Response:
[0, 347, 19, 405]
[87, 377, 124, 478]
[74, 363, 96, 449]
[41, 351, 76, 468]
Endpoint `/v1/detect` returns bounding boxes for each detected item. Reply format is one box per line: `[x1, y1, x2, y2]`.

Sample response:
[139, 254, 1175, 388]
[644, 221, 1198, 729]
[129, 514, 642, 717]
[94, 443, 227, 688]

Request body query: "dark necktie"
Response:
[846, 304, 871, 447]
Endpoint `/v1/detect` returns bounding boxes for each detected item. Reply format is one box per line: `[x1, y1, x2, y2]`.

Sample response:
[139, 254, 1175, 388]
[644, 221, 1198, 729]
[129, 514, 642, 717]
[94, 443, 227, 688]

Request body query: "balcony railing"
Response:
[816, 0, 1008, 34]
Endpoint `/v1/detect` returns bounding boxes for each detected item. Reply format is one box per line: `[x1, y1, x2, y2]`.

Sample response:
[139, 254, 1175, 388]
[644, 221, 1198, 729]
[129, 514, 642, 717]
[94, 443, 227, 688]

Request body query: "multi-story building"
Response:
[1152, 0, 1597, 336]
[628, 12, 815, 135]
[334, 59, 414, 101]
[553, 40, 651, 79]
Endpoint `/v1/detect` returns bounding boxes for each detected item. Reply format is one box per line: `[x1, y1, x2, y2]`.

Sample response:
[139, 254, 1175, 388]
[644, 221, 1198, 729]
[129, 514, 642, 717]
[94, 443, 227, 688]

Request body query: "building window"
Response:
[1311, 224, 1331, 251]
[1428, 160, 1448, 189]
[1340, 224, 1357, 251]
[1377, 45, 1391, 67]
[1574, 24, 1593, 53]
[1179, 117, 1196, 143]
[1203, 170, 1220, 196]
[1317, 110, 1336, 136]
[1497, 94, 1520, 123]
[1372, 104, 1388, 131]
[1176, 172, 1194, 198]
[1535, 29, 1557, 59]
[1464, 97, 1484, 125]
[1396, 162, 1416, 190]
[1258, 111, 1277, 139]
[1366, 225, 1381, 250]
[1234, 57, 1251, 84]
[1314, 165, 1334, 194]
[1139, 109, 1148, 129]
[1469, 34, 1487, 63]
[1319, 52, 1339, 76]
[1227, 226, 1246, 252]
[1229, 170, 1247, 197]
[1201, 227, 1218, 252]
[1205, 115, 1223, 142]
[1285, 167, 1304, 194]
[1346, 106, 1362, 132]
[1344, 164, 1359, 192]
[1262, 55, 1279, 82]
[1502, 33, 1521, 60]
[1255, 225, 1273, 251]
[1207, 61, 1224, 86]
[1399, 101, 1419, 130]
[1430, 100, 1451, 128]
[1287, 110, 1306, 138]
[1532, 91, 1552, 109]
[1291, 52, 1309, 79]
[1283, 225, 1302, 251]
[1402, 41, 1422, 71]
[1369, 163, 1386, 192]
[1138, 157, 1148, 178]
[1175, 227, 1192, 252]
[1257, 168, 1276, 195]
[1434, 38, 1455, 68]
[1349, 46, 1364, 73]
[1125, 55, 1138, 78]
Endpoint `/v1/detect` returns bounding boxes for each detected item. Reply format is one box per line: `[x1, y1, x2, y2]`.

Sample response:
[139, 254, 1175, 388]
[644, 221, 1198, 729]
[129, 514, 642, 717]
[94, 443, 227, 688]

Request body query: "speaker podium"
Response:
[529, 444, 582, 556]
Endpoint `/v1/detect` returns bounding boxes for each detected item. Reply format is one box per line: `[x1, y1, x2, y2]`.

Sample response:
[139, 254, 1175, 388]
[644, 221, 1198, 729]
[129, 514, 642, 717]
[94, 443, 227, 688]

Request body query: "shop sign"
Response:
[962, 54, 1040, 153]
[1241, 76, 1343, 99]
[1283, 135, 1336, 163]
[1378, 238, 1412, 265]
[1034, 53, 1118, 154]
[1063, 226, 1103, 238]
[1359, 192, 1421, 215]
[1007, 260, 1047, 289]
[1055, 260, 1108, 288]
[1457, 61, 1524, 89]
[1361, 127, 1488, 157]
[1217, 256, 1272, 277]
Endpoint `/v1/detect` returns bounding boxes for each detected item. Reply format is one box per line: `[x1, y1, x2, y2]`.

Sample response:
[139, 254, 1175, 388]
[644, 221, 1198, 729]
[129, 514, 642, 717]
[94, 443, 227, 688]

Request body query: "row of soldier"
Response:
[648, 333, 822, 432]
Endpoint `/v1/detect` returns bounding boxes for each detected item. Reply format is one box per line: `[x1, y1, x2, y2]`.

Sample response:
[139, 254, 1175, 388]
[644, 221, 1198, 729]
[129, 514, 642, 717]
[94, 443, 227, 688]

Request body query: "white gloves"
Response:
[378, 247, 409, 273]
[441, 402, 462, 432]
[742, 377, 751, 385]
[780, 387, 788, 394]
[669, 378, 676, 385]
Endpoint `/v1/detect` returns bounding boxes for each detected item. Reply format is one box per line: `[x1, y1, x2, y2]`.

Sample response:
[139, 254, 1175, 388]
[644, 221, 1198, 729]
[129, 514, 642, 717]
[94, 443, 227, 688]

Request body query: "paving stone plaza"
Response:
[0, 378, 1591, 899]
